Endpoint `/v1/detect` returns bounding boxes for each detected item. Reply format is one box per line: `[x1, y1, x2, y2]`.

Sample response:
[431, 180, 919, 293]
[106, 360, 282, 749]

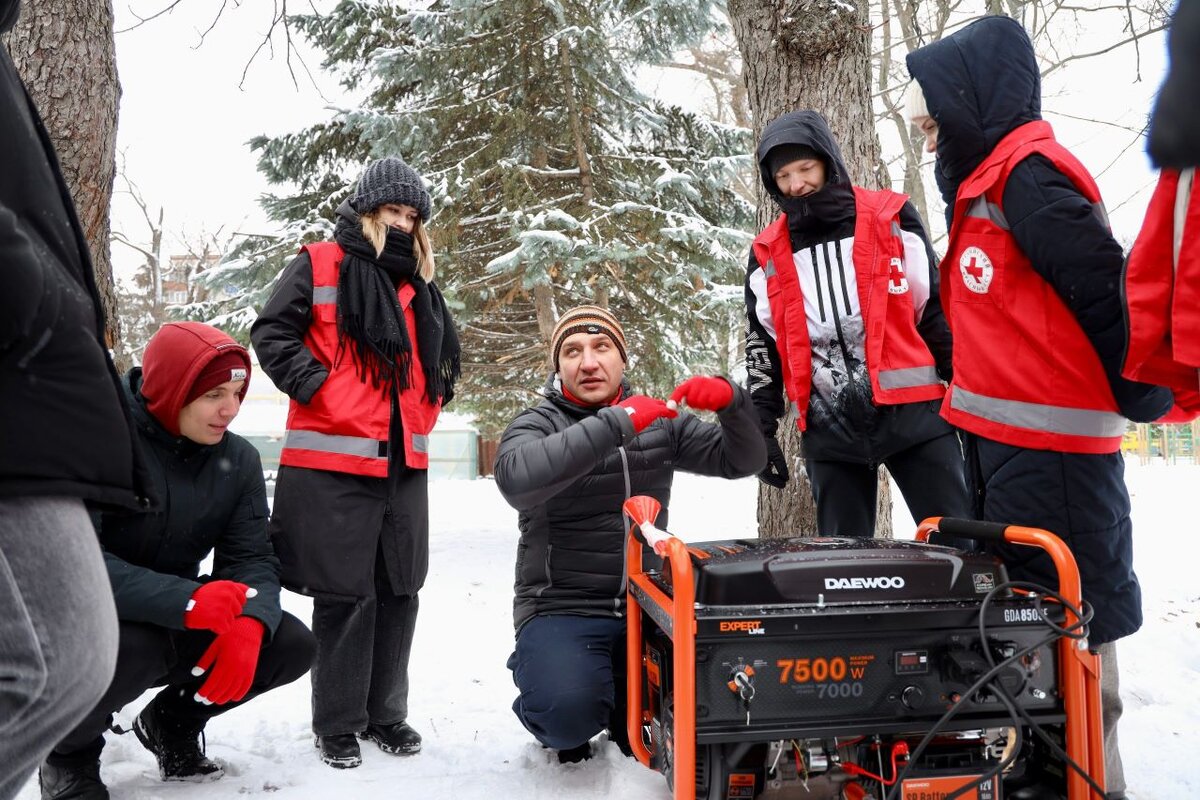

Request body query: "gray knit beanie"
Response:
[349, 156, 431, 221]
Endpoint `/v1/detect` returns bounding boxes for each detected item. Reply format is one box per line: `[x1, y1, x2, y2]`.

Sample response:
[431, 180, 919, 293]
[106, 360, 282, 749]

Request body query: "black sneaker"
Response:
[361, 721, 422, 755]
[38, 759, 109, 800]
[133, 702, 223, 782]
[556, 741, 593, 764]
[315, 734, 363, 768]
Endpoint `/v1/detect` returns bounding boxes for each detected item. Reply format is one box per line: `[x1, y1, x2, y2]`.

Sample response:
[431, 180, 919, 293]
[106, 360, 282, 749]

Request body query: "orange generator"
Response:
[622, 495, 1106, 800]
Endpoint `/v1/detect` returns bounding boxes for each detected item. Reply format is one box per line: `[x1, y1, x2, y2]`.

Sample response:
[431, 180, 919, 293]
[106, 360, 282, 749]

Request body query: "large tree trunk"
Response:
[729, 0, 894, 539]
[5, 0, 122, 359]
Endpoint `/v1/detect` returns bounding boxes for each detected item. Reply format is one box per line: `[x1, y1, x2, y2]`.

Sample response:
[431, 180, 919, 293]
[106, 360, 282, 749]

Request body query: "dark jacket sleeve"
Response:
[1003, 156, 1174, 422]
[671, 382, 768, 478]
[211, 443, 283, 635]
[102, 540, 202, 629]
[744, 249, 786, 437]
[898, 201, 954, 380]
[250, 251, 327, 404]
[494, 404, 635, 511]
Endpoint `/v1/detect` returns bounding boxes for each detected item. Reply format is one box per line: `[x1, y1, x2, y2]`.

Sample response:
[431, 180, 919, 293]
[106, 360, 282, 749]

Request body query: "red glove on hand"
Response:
[670, 376, 734, 412]
[617, 395, 678, 433]
[191, 616, 264, 705]
[183, 581, 255, 635]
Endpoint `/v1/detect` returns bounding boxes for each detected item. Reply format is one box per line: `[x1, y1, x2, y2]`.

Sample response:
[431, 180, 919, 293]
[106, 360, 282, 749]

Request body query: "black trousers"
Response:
[50, 613, 315, 762]
[309, 548, 420, 737]
[804, 432, 973, 543]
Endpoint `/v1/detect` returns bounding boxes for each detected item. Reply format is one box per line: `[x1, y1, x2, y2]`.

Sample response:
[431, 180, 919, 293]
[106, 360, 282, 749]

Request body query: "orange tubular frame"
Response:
[916, 517, 1106, 799]
[624, 499, 699, 800]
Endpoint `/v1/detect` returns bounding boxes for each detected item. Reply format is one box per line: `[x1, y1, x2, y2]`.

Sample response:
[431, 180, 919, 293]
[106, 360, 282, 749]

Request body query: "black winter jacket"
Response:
[1, 4, 147, 508]
[495, 377, 765, 632]
[1149, 0, 1200, 169]
[906, 15, 1172, 423]
[96, 370, 282, 635]
[746, 111, 954, 462]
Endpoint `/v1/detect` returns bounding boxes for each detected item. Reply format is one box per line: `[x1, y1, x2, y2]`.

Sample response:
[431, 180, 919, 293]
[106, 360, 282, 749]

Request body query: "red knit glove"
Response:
[183, 581, 255, 635]
[670, 376, 734, 412]
[191, 616, 264, 705]
[617, 395, 678, 433]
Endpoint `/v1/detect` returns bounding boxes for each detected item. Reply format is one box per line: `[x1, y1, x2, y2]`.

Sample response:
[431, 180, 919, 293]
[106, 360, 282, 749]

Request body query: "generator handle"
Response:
[916, 516, 1106, 799]
[920, 516, 1009, 542]
[623, 496, 699, 800]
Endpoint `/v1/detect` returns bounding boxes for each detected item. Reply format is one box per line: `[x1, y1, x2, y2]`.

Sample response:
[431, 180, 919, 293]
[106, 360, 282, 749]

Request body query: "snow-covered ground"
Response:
[17, 461, 1199, 799]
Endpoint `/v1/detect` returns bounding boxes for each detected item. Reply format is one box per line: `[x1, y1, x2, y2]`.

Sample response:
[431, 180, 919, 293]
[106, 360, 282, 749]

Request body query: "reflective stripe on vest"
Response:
[950, 386, 1126, 439]
[412, 433, 428, 455]
[283, 429, 388, 461]
[312, 286, 338, 305]
[966, 197, 1010, 230]
[763, 258, 776, 278]
[878, 365, 940, 390]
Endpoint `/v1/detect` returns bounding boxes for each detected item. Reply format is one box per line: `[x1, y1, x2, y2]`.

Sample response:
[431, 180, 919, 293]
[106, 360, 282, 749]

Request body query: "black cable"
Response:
[883, 580, 1095, 800]
[882, 631, 1060, 800]
[978, 582, 1105, 799]
[943, 680, 1023, 800]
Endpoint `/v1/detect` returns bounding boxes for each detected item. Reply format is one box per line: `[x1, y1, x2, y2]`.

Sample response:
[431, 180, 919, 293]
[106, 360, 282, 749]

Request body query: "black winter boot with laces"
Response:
[38, 757, 109, 800]
[133, 698, 223, 782]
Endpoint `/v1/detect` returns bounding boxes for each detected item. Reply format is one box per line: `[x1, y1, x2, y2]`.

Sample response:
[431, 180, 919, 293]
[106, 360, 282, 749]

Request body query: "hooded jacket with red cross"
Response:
[250, 225, 442, 478]
[744, 111, 954, 463]
[936, 121, 1174, 453]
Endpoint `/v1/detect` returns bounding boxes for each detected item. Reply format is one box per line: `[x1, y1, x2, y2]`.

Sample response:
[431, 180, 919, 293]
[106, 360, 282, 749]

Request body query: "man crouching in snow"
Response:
[39, 323, 315, 799]
[494, 305, 766, 763]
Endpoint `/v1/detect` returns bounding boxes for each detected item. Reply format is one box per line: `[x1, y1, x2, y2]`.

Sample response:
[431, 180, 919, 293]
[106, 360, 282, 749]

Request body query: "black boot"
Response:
[315, 734, 362, 768]
[556, 741, 593, 764]
[361, 720, 422, 755]
[133, 699, 223, 782]
[38, 758, 108, 800]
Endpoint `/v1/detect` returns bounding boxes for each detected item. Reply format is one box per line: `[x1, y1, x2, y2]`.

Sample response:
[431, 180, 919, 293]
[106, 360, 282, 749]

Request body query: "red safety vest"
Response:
[751, 186, 945, 432]
[1123, 168, 1200, 421]
[278, 242, 441, 476]
[940, 120, 1126, 454]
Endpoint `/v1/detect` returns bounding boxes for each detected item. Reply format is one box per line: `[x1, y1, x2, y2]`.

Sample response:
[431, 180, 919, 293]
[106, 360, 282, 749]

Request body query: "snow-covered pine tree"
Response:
[200, 0, 754, 434]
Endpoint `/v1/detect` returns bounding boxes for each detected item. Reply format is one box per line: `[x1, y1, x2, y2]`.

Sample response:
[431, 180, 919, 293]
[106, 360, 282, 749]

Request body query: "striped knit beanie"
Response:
[551, 305, 627, 372]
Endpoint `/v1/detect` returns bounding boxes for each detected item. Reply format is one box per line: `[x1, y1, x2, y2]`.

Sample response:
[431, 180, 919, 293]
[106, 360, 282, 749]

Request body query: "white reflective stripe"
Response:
[878, 366, 940, 390]
[412, 434, 428, 454]
[312, 286, 338, 305]
[283, 429, 386, 459]
[763, 258, 776, 278]
[966, 197, 1010, 230]
[951, 386, 1126, 439]
[1174, 169, 1193, 273]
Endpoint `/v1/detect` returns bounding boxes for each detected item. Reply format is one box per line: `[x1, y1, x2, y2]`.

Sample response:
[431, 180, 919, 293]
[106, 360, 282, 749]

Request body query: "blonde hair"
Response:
[360, 212, 436, 282]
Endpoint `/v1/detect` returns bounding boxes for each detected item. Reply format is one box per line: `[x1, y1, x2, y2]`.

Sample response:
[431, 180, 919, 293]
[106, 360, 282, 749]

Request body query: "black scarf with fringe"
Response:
[333, 217, 460, 405]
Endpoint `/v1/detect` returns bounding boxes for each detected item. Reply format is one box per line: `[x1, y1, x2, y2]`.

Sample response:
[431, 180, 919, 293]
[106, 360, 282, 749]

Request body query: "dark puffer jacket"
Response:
[495, 377, 765, 632]
[1, 3, 147, 508]
[97, 370, 282, 635]
[906, 14, 1171, 422]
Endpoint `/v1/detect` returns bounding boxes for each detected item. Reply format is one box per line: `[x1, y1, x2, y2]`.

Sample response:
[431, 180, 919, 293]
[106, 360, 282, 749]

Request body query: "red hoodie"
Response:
[140, 322, 252, 436]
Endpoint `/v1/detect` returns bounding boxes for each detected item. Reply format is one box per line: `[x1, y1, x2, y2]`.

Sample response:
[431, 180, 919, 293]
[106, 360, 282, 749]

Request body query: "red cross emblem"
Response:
[888, 257, 909, 294]
[959, 246, 993, 294]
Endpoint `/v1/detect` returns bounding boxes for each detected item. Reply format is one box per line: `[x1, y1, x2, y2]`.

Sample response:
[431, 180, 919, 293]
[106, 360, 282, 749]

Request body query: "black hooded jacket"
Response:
[906, 16, 1172, 423]
[745, 111, 954, 463]
[96, 370, 282, 635]
[495, 375, 765, 632]
[1, 0, 149, 508]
